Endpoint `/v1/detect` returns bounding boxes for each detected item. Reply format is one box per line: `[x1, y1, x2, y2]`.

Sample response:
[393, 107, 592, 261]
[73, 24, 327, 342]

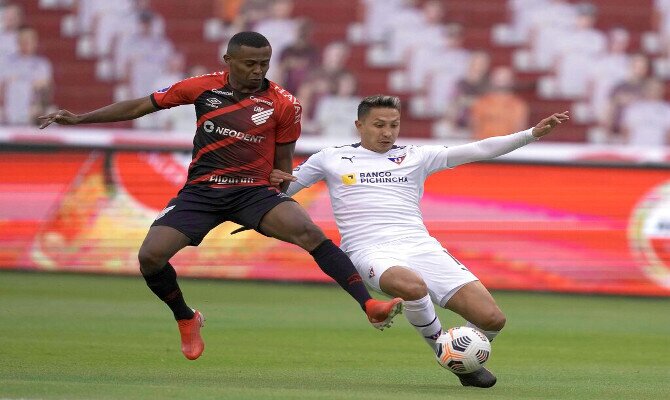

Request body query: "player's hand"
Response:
[37, 109, 81, 129]
[531, 111, 569, 138]
[269, 169, 297, 187]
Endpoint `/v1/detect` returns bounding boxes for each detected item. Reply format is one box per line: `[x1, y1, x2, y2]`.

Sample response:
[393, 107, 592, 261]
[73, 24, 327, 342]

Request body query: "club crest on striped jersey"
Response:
[388, 155, 406, 164]
[251, 106, 274, 126]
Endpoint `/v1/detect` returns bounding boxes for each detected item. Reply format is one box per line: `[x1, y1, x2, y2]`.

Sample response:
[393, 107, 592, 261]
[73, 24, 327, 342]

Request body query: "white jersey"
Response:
[288, 129, 537, 252]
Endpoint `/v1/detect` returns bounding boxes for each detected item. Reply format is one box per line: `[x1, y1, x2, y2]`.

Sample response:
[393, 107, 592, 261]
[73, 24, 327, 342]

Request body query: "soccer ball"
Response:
[435, 326, 491, 374]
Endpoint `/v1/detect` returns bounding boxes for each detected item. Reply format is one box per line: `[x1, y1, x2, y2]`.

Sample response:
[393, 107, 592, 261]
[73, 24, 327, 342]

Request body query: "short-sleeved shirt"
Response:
[150, 71, 302, 189]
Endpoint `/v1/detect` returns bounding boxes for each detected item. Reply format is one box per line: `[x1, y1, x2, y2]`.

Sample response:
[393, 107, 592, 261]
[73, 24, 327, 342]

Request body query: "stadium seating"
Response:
[14, 0, 664, 143]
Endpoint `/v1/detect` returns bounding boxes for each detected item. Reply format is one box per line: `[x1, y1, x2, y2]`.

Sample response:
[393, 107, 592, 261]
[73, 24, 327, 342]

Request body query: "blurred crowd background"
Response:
[2, 0, 670, 146]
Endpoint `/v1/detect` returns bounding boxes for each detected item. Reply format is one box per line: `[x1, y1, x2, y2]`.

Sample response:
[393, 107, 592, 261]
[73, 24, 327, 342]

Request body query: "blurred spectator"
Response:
[468, 67, 529, 140]
[157, 65, 209, 134]
[214, 0, 245, 24]
[223, 0, 271, 35]
[552, 3, 606, 98]
[361, 0, 406, 43]
[588, 28, 631, 120]
[297, 41, 353, 122]
[316, 41, 352, 87]
[115, 11, 175, 98]
[601, 54, 649, 138]
[621, 79, 670, 146]
[527, 0, 578, 70]
[253, 0, 299, 81]
[438, 51, 491, 131]
[0, 2, 22, 62]
[0, 26, 53, 125]
[278, 19, 319, 93]
[312, 73, 361, 139]
[655, 0, 670, 45]
[88, 0, 135, 58]
[387, 0, 445, 63]
[504, 0, 552, 44]
[558, 3, 606, 56]
[423, 24, 471, 116]
[137, 52, 187, 129]
[296, 73, 332, 127]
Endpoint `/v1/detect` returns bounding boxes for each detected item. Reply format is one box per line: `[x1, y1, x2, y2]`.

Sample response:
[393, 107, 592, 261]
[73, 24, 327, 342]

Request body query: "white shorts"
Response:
[347, 236, 478, 307]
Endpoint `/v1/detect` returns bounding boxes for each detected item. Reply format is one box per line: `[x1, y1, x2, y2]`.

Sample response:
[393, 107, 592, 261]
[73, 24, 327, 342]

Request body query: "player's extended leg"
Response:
[444, 280, 506, 342]
[379, 266, 443, 350]
[444, 280, 505, 388]
[138, 225, 204, 360]
[259, 201, 403, 328]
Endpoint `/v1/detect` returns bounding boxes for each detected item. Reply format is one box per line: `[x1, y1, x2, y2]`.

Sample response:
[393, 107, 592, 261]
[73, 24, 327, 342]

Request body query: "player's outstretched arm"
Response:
[38, 96, 157, 129]
[530, 111, 570, 138]
[444, 111, 569, 168]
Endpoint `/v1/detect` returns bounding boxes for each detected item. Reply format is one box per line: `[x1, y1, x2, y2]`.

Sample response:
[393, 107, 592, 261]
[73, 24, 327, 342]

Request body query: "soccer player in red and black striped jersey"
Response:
[38, 31, 402, 361]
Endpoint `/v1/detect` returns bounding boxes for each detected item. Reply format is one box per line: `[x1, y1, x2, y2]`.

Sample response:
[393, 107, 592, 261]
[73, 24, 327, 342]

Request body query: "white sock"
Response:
[404, 294, 443, 351]
[466, 321, 499, 342]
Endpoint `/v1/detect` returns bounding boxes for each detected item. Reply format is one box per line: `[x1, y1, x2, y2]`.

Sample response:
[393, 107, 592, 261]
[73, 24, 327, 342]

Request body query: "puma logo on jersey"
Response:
[341, 156, 355, 163]
[251, 108, 274, 125]
[341, 173, 356, 185]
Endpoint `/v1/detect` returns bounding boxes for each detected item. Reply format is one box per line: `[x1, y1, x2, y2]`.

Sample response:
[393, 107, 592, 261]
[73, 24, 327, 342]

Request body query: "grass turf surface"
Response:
[0, 271, 669, 400]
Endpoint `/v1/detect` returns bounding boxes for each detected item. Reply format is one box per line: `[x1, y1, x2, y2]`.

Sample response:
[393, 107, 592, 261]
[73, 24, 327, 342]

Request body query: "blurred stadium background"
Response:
[2, 0, 670, 295]
[1, 1, 670, 398]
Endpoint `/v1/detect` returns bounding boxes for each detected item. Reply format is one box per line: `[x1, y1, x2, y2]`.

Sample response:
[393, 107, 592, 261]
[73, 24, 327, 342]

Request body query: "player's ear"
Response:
[355, 120, 363, 130]
[223, 54, 231, 65]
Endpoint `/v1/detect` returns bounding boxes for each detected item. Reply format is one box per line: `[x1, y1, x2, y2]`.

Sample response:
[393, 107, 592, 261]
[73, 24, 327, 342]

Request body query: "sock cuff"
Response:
[403, 294, 433, 312]
[309, 239, 335, 257]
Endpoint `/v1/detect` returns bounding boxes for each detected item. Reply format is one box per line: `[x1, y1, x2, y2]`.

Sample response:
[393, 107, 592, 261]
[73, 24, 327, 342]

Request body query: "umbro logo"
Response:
[341, 156, 355, 163]
[206, 97, 222, 108]
[251, 108, 274, 125]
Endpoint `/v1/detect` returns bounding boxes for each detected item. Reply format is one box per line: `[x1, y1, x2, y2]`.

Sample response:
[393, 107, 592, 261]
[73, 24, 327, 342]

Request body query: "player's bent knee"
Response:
[137, 247, 168, 275]
[402, 279, 429, 300]
[480, 310, 506, 332]
[295, 223, 327, 250]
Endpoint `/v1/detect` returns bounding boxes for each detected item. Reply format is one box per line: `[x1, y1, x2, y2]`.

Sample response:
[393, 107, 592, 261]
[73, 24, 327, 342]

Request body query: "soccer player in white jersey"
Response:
[268, 95, 569, 388]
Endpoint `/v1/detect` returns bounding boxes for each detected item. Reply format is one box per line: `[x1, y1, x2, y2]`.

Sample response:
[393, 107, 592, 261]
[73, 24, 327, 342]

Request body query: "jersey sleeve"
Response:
[292, 150, 326, 189]
[150, 76, 209, 109]
[416, 145, 452, 176]
[275, 96, 302, 144]
[419, 129, 537, 175]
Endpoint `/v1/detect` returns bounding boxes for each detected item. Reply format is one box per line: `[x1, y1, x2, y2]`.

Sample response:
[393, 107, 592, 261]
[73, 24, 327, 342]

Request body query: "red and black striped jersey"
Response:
[150, 71, 302, 188]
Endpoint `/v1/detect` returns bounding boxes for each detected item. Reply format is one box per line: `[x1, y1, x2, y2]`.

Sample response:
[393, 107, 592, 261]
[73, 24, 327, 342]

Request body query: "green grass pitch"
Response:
[1, 270, 669, 400]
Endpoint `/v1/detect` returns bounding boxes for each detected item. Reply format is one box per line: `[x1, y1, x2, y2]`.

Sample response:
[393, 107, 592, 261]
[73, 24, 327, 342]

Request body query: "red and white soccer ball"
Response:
[435, 326, 491, 374]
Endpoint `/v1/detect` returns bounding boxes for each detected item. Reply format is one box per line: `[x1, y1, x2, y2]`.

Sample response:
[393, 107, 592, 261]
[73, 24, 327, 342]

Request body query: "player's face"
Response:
[224, 45, 272, 92]
[356, 108, 401, 153]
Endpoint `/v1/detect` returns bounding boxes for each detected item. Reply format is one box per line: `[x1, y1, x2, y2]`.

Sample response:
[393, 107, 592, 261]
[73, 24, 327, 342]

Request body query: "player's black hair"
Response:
[226, 31, 271, 55]
[357, 95, 401, 120]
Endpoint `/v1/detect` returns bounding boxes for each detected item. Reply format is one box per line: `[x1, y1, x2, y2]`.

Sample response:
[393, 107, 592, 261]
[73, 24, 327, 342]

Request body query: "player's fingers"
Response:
[276, 172, 297, 181]
[39, 116, 55, 129]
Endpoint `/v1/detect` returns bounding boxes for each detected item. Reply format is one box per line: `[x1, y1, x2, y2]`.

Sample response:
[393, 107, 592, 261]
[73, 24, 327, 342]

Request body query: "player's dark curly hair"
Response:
[357, 95, 401, 120]
[226, 31, 271, 54]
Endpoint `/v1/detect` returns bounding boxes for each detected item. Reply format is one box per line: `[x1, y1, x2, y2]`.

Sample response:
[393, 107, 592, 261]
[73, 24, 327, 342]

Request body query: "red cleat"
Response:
[365, 298, 403, 330]
[177, 310, 205, 360]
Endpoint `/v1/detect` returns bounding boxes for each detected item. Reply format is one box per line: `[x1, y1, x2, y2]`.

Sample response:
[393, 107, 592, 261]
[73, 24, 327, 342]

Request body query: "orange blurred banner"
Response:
[2, 149, 669, 296]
